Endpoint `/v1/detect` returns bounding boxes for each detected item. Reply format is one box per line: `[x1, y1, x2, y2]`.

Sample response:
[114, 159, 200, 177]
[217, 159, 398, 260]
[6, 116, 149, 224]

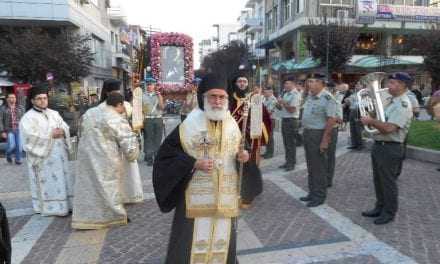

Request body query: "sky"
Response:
[112, 0, 248, 68]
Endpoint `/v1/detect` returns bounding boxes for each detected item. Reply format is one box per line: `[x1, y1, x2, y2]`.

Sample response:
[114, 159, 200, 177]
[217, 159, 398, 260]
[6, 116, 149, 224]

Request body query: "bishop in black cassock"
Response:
[153, 73, 250, 264]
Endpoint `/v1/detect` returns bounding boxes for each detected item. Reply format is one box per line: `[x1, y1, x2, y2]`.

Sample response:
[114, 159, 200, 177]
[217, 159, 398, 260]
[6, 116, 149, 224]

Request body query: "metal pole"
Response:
[326, 14, 330, 82]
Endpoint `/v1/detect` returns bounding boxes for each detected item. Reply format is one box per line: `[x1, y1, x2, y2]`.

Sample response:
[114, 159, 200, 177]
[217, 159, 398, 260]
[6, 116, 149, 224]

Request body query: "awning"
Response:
[271, 58, 320, 72]
[0, 78, 14, 86]
[347, 56, 423, 68]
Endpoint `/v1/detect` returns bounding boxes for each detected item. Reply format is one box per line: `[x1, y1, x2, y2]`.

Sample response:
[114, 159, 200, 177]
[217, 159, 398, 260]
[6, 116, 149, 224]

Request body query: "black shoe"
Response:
[15, 160, 22, 165]
[374, 215, 394, 225]
[279, 164, 287, 169]
[299, 196, 312, 202]
[355, 146, 364, 150]
[327, 182, 333, 188]
[307, 200, 324, 207]
[285, 165, 295, 171]
[347, 146, 358, 149]
[362, 208, 382, 218]
[437, 167, 440, 172]
[6, 157, 12, 164]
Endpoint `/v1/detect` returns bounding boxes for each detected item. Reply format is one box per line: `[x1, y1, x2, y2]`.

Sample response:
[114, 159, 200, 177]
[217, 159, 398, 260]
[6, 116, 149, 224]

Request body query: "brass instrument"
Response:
[356, 72, 389, 134]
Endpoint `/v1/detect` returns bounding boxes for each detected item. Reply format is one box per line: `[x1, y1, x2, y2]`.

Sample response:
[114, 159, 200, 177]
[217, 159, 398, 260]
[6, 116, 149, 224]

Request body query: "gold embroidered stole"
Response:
[179, 109, 241, 218]
[179, 109, 241, 264]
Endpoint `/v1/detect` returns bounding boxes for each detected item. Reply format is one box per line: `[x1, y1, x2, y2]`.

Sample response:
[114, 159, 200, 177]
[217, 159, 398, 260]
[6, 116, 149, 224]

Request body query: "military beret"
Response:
[192, 77, 202, 85]
[145, 77, 157, 84]
[306, 72, 327, 81]
[388, 72, 413, 87]
[283, 76, 296, 83]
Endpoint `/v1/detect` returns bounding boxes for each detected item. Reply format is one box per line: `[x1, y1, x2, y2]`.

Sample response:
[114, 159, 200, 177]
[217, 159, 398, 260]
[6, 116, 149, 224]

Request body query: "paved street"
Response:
[1, 116, 439, 264]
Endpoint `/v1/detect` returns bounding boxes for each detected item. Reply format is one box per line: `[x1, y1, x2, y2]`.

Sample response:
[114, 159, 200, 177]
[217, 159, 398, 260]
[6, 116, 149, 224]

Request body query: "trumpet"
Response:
[356, 72, 389, 134]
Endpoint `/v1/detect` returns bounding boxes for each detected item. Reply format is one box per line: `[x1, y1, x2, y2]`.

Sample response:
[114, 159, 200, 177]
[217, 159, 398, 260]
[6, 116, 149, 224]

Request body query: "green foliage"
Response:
[0, 27, 94, 84]
[201, 41, 249, 82]
[407, 120, 440, 151]
[304, 19, 360, 78]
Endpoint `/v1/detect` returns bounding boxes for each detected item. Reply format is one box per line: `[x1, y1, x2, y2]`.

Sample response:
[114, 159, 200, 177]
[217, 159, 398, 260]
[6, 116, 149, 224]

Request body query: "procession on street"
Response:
[1, 1, 440, 264]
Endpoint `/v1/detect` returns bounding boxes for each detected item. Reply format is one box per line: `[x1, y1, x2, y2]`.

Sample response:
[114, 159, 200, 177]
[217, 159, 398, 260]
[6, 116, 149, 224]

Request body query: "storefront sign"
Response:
[377, 4, 440, 22]
[357, 0, 377, 25]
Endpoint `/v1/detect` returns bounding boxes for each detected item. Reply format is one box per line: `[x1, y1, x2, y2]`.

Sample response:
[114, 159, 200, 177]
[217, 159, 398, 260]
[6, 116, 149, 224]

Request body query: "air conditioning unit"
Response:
[336, 9, 349, 20]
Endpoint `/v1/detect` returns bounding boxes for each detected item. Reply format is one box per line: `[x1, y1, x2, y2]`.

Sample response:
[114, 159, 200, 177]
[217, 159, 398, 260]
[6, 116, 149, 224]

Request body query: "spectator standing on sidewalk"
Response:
[0, 93, 25, 164]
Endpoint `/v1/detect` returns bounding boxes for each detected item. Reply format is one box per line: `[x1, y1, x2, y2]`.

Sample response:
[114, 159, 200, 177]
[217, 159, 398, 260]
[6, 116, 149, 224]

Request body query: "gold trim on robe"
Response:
[179, 108, 241, 264]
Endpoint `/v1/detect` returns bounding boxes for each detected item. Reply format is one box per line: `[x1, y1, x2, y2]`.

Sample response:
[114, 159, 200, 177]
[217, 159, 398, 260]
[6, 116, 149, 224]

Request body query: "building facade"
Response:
[0, 0, 114, 94]
[255, 0, 440, 90]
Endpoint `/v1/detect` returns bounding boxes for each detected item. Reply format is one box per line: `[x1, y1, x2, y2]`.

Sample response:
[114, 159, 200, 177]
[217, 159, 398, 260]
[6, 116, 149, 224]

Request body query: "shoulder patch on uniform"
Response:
[401, 101, 408, 108]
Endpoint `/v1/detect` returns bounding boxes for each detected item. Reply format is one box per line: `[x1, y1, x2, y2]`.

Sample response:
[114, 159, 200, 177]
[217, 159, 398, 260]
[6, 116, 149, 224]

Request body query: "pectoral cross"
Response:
[194, 130, 216, 159]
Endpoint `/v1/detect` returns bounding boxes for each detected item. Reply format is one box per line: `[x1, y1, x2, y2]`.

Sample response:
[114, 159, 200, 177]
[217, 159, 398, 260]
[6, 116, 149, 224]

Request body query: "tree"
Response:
[408, 24, 440, 93]
[201, 41, 249, 83]
[304, 19, 360, 80]
[0, 27, 94, 85]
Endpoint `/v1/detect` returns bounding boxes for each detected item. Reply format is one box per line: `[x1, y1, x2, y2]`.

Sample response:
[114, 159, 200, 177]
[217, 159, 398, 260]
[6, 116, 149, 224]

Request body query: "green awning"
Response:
[348, 56, 423, 68]
[271, 58, 320, 72]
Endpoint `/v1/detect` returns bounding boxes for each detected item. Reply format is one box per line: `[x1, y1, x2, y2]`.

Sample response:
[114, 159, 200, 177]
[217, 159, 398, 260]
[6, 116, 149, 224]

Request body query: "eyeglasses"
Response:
[207, 94, 228, 101]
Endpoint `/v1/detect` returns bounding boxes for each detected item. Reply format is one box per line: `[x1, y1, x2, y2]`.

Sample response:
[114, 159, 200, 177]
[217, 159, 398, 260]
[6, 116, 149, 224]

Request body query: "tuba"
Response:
[356, 72, 389, 134]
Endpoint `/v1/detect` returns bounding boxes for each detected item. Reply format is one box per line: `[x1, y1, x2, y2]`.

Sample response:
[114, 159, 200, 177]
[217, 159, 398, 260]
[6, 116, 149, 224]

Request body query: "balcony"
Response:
[239, 17, 263, 33]
[245, 0, 262, 8]
[108, 7, 126, 26]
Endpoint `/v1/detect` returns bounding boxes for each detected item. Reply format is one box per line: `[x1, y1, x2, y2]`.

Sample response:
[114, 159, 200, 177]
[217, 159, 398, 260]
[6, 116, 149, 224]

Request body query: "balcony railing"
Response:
[239, 17, 263, 32]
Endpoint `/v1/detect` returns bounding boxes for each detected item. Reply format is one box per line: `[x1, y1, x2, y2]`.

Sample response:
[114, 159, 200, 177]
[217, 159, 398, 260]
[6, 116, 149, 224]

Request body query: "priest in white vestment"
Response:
[72, 91, 139, 230]
[121, 100, 144, 204]
[19, 86, 72, 216]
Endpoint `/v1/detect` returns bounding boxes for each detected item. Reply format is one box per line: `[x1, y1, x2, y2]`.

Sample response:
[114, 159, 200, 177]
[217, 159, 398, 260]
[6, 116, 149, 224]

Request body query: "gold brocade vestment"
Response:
[179, 108, 241, 264]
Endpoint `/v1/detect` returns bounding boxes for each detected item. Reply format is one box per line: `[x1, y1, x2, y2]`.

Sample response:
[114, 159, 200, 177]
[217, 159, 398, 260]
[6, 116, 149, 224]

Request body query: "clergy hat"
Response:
[197, 72, 227, 110]
[232, 64, 250, 82]
[306, 72, 327, 82]
[100, 79, 121, 102]
[30, 85, 48, 99]
[388, 72, 413, 87]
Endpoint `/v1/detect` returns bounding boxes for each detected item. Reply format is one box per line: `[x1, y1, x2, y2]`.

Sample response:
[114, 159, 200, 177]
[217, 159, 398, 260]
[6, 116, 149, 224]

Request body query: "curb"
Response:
[365, 139, 440, 164]
[406, 145, 440, 164]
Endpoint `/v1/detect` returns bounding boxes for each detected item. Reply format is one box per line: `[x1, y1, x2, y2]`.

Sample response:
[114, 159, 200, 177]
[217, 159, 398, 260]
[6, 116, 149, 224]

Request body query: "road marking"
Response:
[237, 219, 263, 251]
[0, 191, 31, 200]
[11, 215, 54, 264]
[54, 229, 108, 264]
[7, 193, 156, 218]
[259, 149, 417, 264]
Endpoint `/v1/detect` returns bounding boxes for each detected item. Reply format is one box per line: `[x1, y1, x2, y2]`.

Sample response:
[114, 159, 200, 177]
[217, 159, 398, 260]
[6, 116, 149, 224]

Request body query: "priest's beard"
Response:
[204, 97, 228, 121]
